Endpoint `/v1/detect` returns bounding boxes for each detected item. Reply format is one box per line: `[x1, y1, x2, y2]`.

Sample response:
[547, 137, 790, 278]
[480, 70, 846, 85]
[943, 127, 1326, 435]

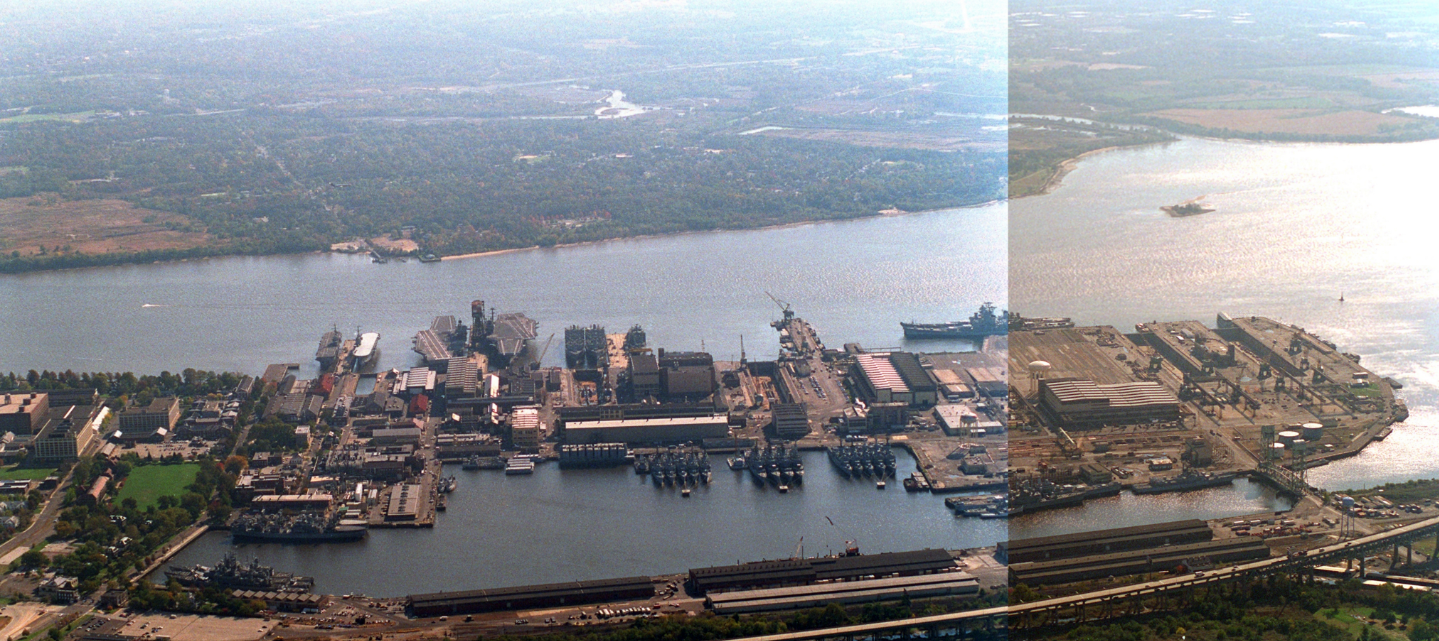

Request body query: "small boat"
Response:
[778, 484, 789, 494]
[681, 488, 691, 497]
[876, 480, 887, 490]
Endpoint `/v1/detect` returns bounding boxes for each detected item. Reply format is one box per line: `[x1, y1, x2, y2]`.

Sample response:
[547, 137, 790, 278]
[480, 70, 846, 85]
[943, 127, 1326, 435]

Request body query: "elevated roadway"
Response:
[733, 514, 1439, 640]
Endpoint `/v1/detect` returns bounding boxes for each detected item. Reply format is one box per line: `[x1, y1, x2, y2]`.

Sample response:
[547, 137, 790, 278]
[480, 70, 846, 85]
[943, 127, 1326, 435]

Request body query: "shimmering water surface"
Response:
[1012, 137, 1439, 501]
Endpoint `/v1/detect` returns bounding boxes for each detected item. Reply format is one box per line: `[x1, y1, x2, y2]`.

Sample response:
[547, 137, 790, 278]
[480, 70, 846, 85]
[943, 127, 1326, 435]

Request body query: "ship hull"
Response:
[231, 527, 367, 543]
[900, 322, 1004, 340]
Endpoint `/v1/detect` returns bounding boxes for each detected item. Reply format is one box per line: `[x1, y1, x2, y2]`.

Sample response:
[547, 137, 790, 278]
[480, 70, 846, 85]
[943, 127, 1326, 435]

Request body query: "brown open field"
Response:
[1145, 108, 1414, 136]
[1364, 69, 1439, 90]
[369, 236, 420, 252]
[0, 197, 211, 257]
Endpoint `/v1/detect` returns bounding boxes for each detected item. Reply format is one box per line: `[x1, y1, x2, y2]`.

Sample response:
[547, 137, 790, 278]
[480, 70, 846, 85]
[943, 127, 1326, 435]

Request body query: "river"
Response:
[1011, 135, 1439, 509]
[0, 206, 1005, 380]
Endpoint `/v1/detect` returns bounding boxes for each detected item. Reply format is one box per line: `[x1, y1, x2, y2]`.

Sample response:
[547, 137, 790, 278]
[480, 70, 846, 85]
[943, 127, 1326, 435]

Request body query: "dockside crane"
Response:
[825, 516, 860, 557]
[766, 291, 795, 325]
[533, 333, 556, 372]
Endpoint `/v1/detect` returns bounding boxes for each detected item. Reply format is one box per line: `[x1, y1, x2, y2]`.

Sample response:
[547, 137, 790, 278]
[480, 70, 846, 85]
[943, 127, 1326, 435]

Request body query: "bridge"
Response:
[734, 514, 1439, 640]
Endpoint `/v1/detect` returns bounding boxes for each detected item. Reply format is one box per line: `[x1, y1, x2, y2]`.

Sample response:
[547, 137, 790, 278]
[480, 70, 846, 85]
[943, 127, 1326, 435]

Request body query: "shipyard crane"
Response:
[533, 333, 556, 372]
[766, 291, 796, 324]
[825, 516, 860, 556]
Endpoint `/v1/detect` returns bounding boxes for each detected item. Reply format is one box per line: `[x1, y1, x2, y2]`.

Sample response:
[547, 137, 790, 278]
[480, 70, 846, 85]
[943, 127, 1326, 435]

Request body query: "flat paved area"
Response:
[1008, 327, 1138, 397]
[0, 604, 63, 641]
[117, 614, 277, 641]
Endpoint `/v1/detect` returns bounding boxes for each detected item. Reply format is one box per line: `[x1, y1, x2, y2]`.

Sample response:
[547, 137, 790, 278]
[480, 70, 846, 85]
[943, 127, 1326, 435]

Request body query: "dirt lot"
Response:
[368, 236, 420, 252]
[1144, 108, 1414, 136]
[116, 614, 276, 641]
[0, 197, 210, 257]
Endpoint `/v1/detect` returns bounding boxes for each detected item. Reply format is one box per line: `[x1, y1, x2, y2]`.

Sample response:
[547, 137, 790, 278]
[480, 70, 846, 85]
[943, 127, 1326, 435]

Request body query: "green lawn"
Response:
[0, 466, 56, 481]
[0, 111, 94, 124]
[115, 463, 200, 510]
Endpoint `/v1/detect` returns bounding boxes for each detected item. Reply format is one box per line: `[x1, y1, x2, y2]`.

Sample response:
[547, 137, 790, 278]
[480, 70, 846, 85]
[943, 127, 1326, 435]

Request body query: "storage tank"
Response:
[1277, 430, 1301, 445]
[1342, 496, 1356, 511]
[1302, 422, 1324, 441]
[1269, 442, 1286, 459]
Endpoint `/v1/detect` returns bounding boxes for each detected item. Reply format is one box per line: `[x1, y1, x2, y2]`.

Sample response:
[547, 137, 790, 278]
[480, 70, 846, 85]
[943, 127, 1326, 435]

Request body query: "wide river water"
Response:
[1011, 136, 1439, 534]
[0, 207, 1004, 378]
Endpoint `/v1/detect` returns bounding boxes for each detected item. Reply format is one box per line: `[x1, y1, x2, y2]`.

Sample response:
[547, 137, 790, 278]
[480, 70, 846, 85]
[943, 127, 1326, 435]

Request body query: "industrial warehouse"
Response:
[687, 549, 960, 595]
[705, 572, 980, 614]
[1002, 519, 1270, 586]
[1034, 378, 1180, 429]
[1005, 315, 1407, 517]
[407, 577, 656, 617]
[1000, 519, 1215, 564]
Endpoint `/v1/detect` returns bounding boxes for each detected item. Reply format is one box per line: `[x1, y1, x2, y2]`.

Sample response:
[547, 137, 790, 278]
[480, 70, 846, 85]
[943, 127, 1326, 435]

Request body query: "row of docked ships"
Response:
[946, 494, 1008, 519]
[729, 443, 805, 491]
[825, 442, 896, 479]
[634, 447, 713, 487]
[165, 553, 315, 592]
[230, 511, 366, 543]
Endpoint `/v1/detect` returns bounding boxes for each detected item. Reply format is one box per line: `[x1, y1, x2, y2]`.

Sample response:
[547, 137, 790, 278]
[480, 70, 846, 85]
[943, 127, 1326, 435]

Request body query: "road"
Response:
[0, 465, 80, 560]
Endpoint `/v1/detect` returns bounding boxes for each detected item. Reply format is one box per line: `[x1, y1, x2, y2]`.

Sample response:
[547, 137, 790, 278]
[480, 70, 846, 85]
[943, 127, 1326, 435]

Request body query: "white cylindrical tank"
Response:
[1269, 442, 1286, 458]
[1302, 422, 1324, 441]
[1277, 430, 1300, 445]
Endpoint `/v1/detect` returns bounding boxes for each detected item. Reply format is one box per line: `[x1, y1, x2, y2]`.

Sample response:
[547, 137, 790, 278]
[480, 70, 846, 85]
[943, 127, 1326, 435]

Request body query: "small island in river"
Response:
[1162, 200, 1215, 217]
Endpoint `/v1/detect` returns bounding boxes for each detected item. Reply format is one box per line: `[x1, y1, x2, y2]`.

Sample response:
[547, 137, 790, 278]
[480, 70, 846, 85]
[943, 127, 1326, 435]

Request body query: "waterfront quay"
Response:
[1006, 313, 1407, 517]
[206, 297, 1012, 554]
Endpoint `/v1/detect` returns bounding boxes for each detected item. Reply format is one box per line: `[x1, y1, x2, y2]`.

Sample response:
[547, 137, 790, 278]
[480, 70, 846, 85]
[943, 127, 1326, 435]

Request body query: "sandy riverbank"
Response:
[439, 203, 999, 263]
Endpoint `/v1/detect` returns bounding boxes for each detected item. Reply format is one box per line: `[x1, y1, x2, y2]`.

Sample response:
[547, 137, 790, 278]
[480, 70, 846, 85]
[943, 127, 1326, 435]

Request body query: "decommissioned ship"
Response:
[230, 511, 367, 543]
[1131, 469, 1237, 495]
[825, 442, 896, 479]
[735, 443, 804, 490]
[902, 303, 1075, 339]
[352, 331, 381, 370]
[635, 447, 713, 488]
[164, 553, 315, 592]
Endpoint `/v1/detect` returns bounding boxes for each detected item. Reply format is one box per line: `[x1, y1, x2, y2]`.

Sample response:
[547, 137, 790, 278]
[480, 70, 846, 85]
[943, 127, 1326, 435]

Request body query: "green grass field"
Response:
[0, 111, 94, 124]
[0, 466, 56, 481]
[115, 463, 200, 511]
